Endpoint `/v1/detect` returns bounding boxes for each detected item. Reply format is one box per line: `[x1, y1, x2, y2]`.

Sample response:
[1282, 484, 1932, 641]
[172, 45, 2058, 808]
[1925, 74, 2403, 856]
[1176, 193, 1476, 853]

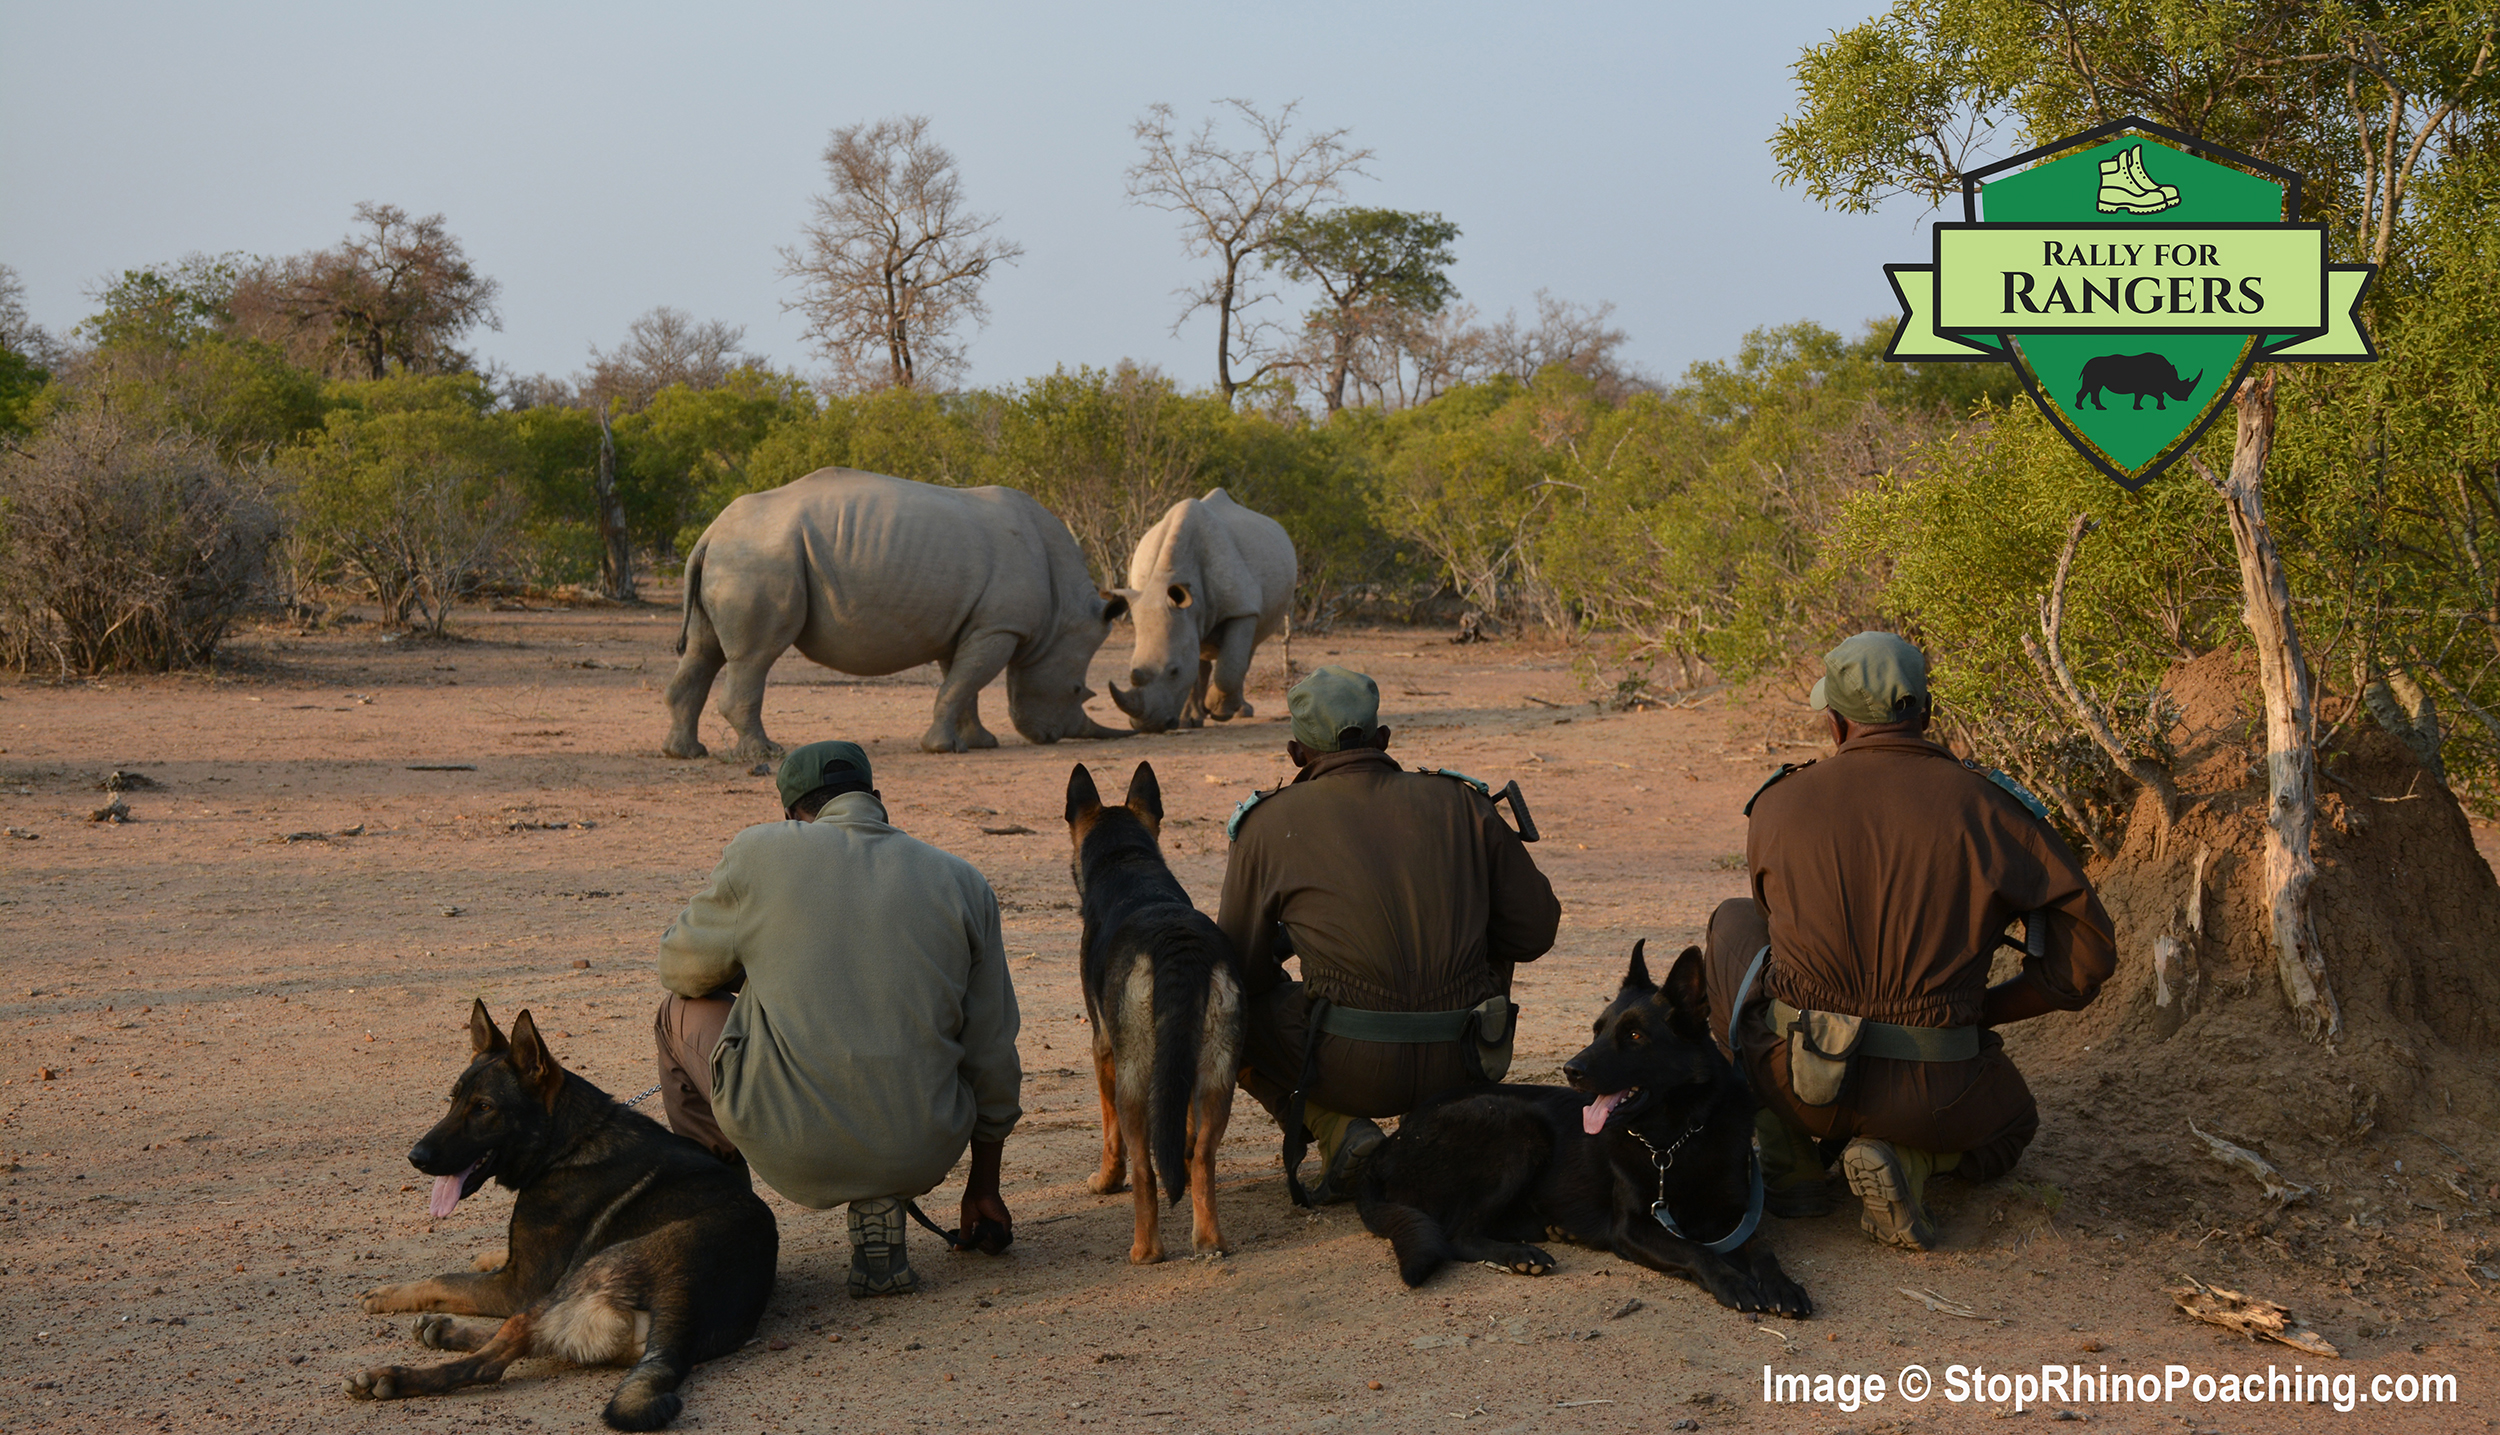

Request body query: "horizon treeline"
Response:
[8, 18, 2500, 847]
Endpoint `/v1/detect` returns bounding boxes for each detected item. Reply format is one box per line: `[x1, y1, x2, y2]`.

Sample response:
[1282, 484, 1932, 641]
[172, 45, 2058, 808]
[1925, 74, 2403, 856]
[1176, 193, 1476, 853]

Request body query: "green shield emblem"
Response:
[1884, 118, 2374, 490]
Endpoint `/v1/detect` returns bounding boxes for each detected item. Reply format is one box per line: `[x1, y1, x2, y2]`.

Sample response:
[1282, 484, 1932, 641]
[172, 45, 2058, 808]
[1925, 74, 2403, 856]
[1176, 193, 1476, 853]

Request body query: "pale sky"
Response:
[0, 1, 1929, 392]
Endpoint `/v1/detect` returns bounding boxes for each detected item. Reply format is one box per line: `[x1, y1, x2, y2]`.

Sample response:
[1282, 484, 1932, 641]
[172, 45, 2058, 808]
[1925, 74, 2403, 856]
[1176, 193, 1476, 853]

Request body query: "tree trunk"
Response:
[2197, 372, 2340, 1041]
[593, 407, 635, 602]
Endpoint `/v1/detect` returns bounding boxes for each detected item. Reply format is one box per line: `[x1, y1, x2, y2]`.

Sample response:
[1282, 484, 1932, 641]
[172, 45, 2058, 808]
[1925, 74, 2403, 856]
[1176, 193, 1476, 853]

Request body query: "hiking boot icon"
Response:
[2095, 143, 2181, 214]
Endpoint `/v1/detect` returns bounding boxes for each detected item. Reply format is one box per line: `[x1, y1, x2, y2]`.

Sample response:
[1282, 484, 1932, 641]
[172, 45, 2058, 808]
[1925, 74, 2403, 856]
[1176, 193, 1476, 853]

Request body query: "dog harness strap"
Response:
[1768, 998, 1978, 1062]
[1730, 945, 1768, 1027]
[1649, 1137, 1767, 1255]
[1316, 1005, 1475, 1043]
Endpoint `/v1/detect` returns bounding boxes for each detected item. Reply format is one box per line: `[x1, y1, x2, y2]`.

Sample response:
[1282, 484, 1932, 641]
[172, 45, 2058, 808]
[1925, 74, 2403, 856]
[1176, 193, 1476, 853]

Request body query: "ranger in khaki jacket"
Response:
[659, 788, 1022, 1211]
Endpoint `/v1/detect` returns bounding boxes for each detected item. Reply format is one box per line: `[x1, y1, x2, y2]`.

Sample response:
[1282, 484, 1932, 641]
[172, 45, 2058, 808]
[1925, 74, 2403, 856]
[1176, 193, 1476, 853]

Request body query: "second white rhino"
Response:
[1106, 488, 1296, 732]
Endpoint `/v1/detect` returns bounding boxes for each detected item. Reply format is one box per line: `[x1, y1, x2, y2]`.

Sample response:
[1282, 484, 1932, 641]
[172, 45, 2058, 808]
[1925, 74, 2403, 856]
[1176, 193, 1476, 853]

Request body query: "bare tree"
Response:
[231, 203, 501, 379]
[0, 404, 277, 673]
[779, 116, 1023, 392]
[0, 262, 64, 368]
[1482, 291, 1650, 399]
[1331, 303, 1496, 410]
[1126, 100, 1371, 404]
[586, 306, 749, 410]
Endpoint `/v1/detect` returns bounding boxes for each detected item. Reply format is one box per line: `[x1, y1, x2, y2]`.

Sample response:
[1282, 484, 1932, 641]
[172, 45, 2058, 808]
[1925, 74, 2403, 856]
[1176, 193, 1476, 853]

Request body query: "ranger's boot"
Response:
[1757, 1110, 1837, 1218]
[1308, 1112, 1388, 1206]
[1840, 1138, 1957, 1251]
[846, 1196, 917, 1297]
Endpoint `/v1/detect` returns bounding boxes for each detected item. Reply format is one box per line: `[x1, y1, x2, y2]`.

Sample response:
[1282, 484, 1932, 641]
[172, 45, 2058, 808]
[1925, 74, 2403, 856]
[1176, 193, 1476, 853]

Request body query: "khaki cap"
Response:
[1809, 632, 1929, 726]
[776, 739, 873, 809]
[1287, 666, 1381, 751]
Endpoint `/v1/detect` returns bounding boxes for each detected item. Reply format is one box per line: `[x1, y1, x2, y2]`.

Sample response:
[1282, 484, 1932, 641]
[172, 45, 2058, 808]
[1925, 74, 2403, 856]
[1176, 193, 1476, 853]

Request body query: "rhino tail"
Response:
[676, 535, 710, 658]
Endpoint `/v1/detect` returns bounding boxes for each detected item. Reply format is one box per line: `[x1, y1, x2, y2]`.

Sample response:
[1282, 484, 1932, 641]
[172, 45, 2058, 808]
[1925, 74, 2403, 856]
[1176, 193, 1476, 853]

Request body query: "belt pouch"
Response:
[1785, 1008, 1864, 1107]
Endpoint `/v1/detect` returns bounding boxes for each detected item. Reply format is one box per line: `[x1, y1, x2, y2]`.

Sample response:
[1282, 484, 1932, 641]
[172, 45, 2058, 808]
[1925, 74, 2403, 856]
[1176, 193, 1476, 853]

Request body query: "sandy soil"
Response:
[2, 596, 2491, 1434]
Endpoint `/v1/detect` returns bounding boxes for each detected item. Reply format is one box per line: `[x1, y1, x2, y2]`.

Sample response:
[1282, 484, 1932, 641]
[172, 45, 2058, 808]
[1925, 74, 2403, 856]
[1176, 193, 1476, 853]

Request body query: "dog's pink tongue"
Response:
[428, 1162, 479, 1219]
[1582, 1091, 1627, 1135]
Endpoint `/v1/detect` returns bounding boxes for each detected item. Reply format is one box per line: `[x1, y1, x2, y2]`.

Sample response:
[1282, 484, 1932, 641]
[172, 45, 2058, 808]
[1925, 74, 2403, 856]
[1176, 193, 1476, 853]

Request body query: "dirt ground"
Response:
[2, 595, 2493, 1434]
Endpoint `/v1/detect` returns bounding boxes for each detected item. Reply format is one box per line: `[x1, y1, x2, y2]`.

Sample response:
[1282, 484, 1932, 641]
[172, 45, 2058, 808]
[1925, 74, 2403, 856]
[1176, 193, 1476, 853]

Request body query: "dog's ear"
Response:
[469, 998, 508, 1057]
[1660, 945, 1711, 1038]
[1065, 764, 1102, 827]
[1620, 939, 1655, 995]
[506, 1009, 564, 1108]
[1123, 761, 1162, 822]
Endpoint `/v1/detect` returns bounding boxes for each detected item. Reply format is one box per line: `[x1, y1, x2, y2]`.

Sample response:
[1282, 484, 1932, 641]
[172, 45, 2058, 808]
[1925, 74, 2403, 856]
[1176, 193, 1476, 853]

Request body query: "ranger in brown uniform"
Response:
[1707, 632, 2115, 1250]
[1219, 667, 1561, 1205]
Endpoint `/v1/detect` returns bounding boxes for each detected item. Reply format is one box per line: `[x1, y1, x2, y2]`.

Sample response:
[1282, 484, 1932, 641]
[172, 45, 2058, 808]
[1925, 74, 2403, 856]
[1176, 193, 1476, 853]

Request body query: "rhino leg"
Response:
[662, 613, 726, 760]
[1181, 657, 1210, 729]
[713, 653, 785, 765]
[926, 630, 1017, 753]
[1204, 617, 1258, 722]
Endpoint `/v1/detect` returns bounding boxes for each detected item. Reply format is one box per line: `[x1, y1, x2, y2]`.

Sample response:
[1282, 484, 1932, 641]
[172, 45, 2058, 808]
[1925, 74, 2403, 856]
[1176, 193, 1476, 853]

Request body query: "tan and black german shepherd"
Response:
[346, 1001, 777, 1430]
[1064, 761, 1244, 1262]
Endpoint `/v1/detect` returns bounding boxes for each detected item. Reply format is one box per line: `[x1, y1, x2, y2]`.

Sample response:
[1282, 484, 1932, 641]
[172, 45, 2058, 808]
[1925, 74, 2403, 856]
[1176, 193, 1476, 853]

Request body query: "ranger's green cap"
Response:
[1810, 632, 1930, 726]
[776, 740, 873, 810]
[1288, 666, 1381, 751]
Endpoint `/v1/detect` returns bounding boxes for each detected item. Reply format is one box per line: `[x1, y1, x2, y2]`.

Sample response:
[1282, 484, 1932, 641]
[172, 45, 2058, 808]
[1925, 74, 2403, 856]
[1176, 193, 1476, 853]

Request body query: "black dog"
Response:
[346, 1001, 778, 1429]
[1357, 941, 1810, 1316]
[1065, 761, 1245, 1263]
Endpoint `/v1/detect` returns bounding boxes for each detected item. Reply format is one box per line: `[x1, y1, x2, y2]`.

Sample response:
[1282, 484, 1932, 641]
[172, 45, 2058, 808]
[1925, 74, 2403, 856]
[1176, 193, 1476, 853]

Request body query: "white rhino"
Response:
[1107, 488, 1296, 731]
[663, 468, 1130, 759]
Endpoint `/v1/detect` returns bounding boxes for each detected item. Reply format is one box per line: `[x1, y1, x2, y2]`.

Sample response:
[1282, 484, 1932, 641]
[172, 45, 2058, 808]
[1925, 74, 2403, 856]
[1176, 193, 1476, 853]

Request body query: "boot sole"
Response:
[1841, 1142, 1937, 1251]
[846, 1267, 918, 1298]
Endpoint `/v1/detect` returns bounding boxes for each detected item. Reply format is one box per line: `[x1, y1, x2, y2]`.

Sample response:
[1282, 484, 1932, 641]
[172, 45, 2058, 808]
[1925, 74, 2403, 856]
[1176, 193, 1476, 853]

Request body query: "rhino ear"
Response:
[1124, 761, 1163, 822]
[1099, 589, 1130, 624]
[1065, 764, 1103, 826]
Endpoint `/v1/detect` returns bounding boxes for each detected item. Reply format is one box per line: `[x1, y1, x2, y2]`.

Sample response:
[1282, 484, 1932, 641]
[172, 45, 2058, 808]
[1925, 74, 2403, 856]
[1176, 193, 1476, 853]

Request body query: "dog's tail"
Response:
[1355, 1151, 1452, 1287]
[674, 533, 710, 658]
[1148, 921, 1223, 1207]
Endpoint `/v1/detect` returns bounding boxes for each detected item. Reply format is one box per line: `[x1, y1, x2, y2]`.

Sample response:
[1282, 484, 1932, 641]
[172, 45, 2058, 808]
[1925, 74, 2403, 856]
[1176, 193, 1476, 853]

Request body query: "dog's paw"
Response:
[1710, 1276, 1781, 1315]
[413, 1314, 455, 1349]
[1759, 1275, 1814, 1319]
[1482, 1243, 1553, 1277]
[469, 1248, 507, 1273]
[603, 1388, 684, 1432]
[1127, 1241, 1165, 1265]
[1086, 1170, 1127, 1195]
[358, 1287, 401, 1314]
[343, 1367, 402, 1401]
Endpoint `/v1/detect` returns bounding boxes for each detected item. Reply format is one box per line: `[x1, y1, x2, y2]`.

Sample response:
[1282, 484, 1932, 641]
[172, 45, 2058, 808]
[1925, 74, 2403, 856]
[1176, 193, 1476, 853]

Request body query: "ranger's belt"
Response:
[1768, 998, 1978, 1063]
[1317, 1005, 1476, 1043]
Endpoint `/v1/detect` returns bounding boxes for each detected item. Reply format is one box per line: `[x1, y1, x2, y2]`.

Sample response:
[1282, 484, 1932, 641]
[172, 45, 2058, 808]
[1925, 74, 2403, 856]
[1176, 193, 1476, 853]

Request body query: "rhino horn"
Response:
[1107, 681, 1143, 717]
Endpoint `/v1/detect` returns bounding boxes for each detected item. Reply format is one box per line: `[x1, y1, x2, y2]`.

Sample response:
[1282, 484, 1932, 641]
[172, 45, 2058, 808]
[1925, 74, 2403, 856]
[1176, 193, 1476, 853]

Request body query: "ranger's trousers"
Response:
[1702, 898, 2038, 1183]
[652, 992, 737, 1161]
[1235, 980, 1475, 1127]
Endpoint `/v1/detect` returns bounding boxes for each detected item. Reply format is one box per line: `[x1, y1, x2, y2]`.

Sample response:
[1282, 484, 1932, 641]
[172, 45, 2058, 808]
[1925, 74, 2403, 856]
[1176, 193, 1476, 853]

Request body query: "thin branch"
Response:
[2022, 512, 2181, 830]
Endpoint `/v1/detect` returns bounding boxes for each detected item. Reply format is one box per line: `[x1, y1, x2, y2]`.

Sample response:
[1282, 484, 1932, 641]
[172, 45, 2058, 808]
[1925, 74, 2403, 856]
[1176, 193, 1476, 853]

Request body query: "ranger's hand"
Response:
[1981, 972, 2056, 1026]
[955, 1136, 1013, 1254]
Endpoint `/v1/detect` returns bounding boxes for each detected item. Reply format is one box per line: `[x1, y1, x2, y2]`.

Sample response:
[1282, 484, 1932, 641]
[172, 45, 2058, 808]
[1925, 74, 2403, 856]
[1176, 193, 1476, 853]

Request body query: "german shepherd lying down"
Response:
[347, 1001, 778, 1430]
[1064, 761, 1245, 1263]
[1358, 942, 1811, 1317]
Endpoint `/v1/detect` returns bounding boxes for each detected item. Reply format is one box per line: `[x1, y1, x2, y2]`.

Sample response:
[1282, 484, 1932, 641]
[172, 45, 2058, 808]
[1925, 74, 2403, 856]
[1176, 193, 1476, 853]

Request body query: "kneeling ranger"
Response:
[1707, 632, 2115, 1250]
[1219, 666, 1561, 1204]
